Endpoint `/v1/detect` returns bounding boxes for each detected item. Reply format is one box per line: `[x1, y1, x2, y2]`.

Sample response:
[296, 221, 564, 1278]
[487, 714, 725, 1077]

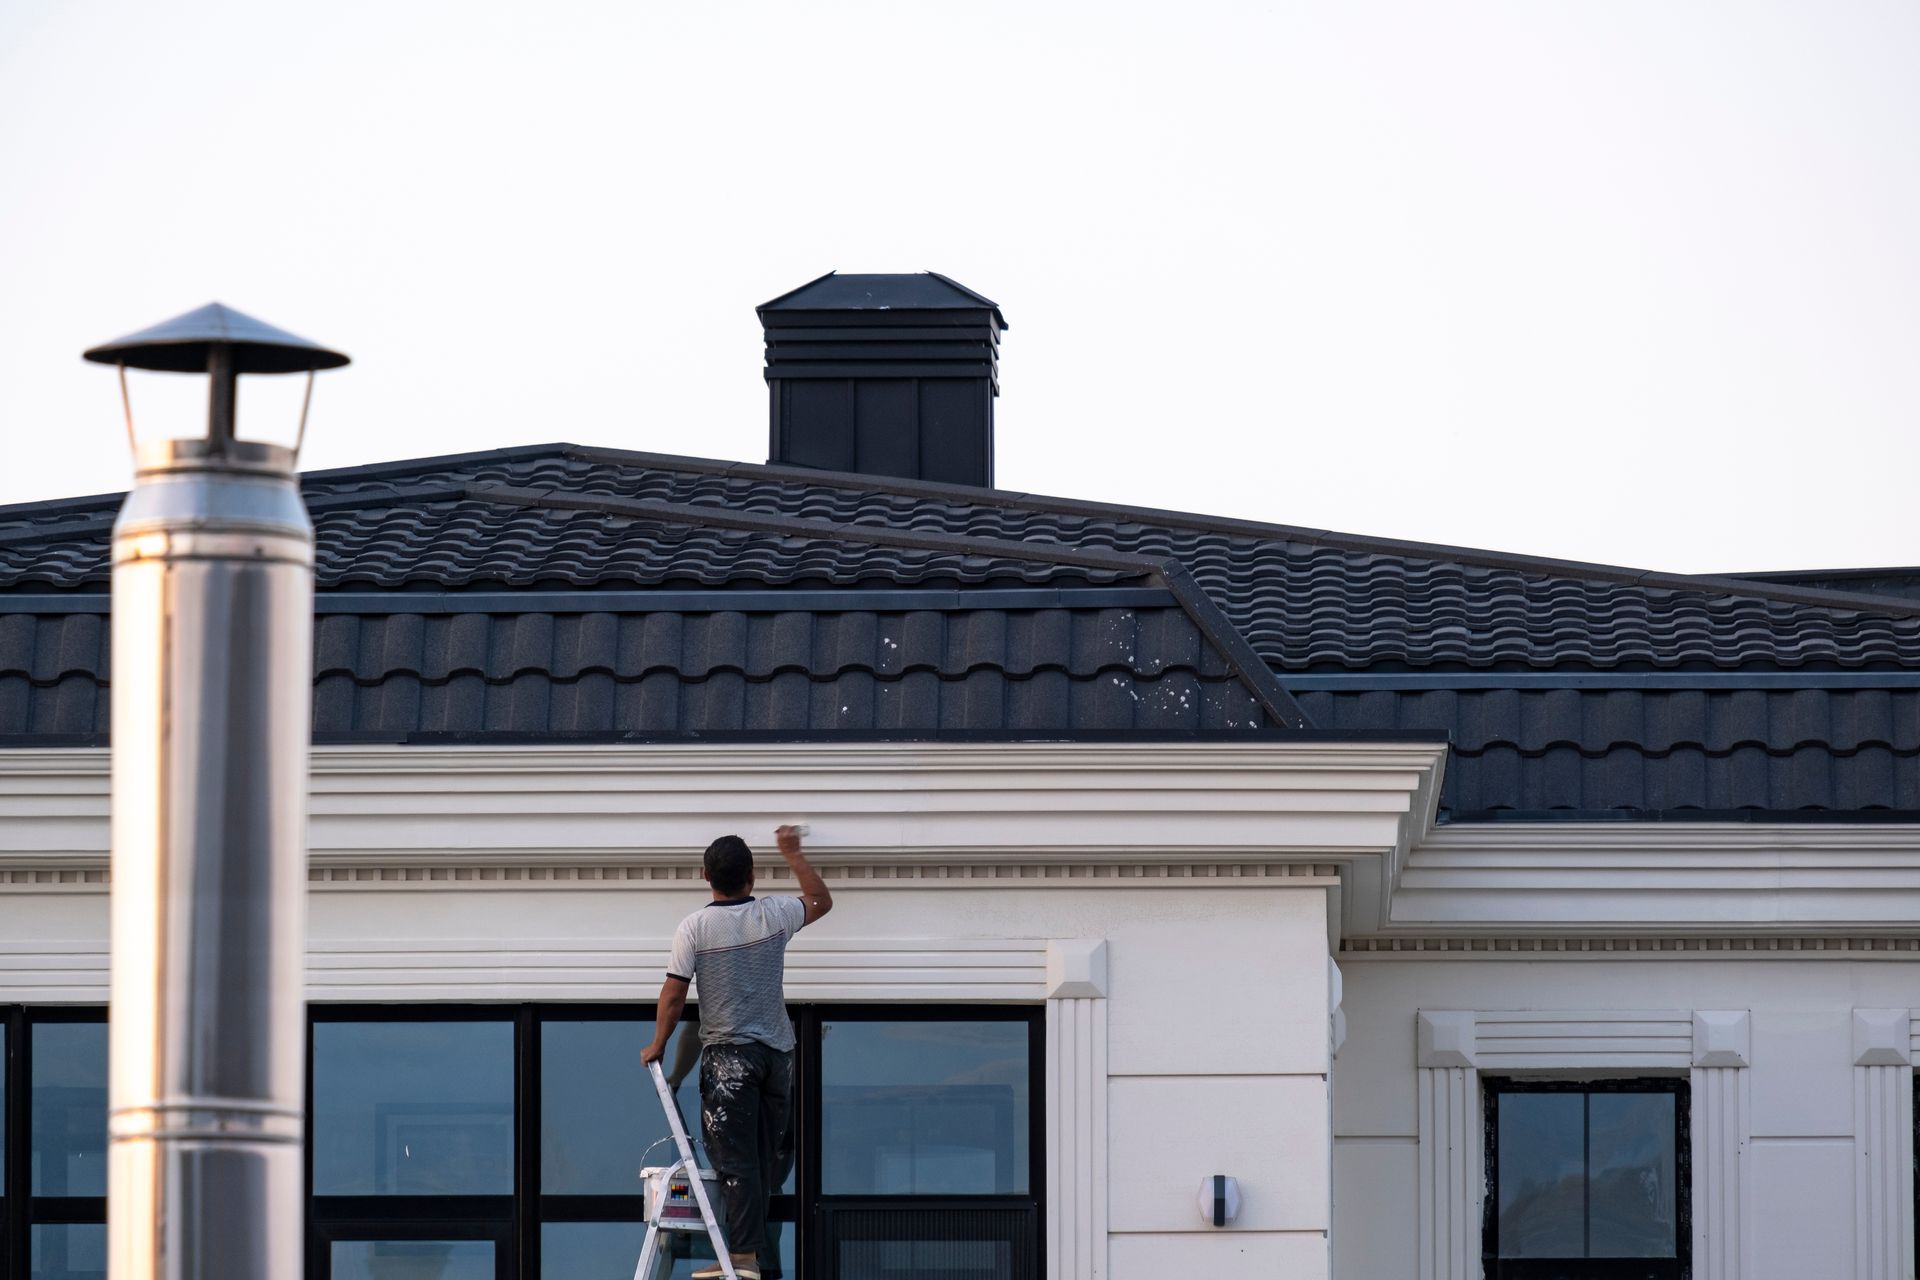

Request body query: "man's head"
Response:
[703, 835, 755, 898]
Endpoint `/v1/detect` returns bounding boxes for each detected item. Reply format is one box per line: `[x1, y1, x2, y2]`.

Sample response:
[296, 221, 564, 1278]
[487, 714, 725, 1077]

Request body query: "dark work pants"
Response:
[700, 1041, 794, 1261]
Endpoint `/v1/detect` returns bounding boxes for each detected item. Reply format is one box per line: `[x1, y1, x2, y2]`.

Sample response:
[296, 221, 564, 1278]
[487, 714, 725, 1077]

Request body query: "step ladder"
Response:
[633, 1060, 738, 1280]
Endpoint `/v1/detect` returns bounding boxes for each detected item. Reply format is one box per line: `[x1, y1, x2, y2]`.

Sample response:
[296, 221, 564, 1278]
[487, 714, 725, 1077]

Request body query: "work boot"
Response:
[691, 1254, 761, 1280]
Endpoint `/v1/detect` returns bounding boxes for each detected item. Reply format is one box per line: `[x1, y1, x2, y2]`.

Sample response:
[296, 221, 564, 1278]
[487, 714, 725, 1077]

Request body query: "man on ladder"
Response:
[642, 825, 833, 1280]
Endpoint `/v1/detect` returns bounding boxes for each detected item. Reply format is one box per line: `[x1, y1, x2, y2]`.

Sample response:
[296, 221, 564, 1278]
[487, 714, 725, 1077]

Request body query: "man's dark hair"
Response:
[703, 835, 755, 897]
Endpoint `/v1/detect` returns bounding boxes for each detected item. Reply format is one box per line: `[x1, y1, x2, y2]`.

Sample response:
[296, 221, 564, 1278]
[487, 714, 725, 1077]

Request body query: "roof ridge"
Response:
[557, 445, 1920, 621]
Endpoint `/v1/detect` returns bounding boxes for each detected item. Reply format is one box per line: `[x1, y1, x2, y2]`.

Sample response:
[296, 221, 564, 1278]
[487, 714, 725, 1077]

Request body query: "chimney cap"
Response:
[84, 301, 350, 374]
[758, 271, 1006, 329]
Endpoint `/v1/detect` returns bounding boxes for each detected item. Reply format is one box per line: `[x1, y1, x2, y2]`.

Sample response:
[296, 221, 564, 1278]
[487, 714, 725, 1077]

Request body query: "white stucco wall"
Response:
[0, 875, 1341, 1280]
[1332, 954, 1920, 1280]
[0, 739, 1450, 1280]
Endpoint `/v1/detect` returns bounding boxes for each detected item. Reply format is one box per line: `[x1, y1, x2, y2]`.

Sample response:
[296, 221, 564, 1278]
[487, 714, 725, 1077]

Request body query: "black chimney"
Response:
[759, 271, 1007, 487]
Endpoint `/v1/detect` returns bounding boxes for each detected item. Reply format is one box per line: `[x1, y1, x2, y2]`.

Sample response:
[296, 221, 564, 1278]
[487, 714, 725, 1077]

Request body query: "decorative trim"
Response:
[1418, 1009, 1701, 1071]
[1692, 1011, 1751, 1069]
[0, 862, 1345, 892]
[0, 937, 1053, 1005]
[1046, 996, 1109, 1280]
[1416, 1009, 1749, 1279]
[303, 863, 1342, 890]
[1328, 957, 1346, 1059]
[1852, 1059, 1915, 1280]
[0, 742, 1441, 935]
[1344, 936, 1920, 956]
[1416, 1064, 1479, 1280]
[1853, 1009, 1912, 1067]
[1416, 1011, 1477, 1069]
[1691, 1065, 1751, 1280]
[1394, 823, 1920, 938]
[1046, 940, 1109, 1000]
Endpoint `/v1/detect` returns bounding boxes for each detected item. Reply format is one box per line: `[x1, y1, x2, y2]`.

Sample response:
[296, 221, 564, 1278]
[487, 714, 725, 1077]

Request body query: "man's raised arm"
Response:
[776, 824, 832, 926]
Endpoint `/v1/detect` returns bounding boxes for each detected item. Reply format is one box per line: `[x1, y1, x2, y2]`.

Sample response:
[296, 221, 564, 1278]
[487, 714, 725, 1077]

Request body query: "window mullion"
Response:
[1581, 1092, 1590, 1260]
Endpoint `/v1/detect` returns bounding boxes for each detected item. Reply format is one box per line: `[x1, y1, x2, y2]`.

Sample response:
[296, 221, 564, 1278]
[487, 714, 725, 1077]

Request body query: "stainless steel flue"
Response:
[88, 305, 347, 1279]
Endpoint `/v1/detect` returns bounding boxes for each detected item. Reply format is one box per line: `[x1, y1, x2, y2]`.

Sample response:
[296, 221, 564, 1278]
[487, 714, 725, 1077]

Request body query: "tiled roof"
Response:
[0, 485, 1303, 743]
[309, 605, 1276, 737]
[0, 604, 1284, 741]
[0, 488, 1132, 591]
[11, 447, 1920, 669]
[1301, 687, 1920, 817]
[4, 443, 1919, 818]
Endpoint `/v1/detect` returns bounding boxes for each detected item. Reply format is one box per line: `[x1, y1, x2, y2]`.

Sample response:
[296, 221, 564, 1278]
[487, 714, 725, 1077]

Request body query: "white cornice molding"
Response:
[0, 742, 1443, 935]
[1387, 822, 1920, 937]
[18, 744, 1920, 938]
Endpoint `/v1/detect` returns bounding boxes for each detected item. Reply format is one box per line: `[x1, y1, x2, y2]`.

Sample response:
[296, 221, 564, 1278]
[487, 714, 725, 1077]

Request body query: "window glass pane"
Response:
[32, 1021, 107, 1196]
[313, 1021, 513, 1195]
[821, 1020, 1030, 1195]
[1588, 1092, 1678, 1257]
[330, 1240, 493, 1279]
[541, 1020, 702, 1194]
[1496, 1091, 1584, 1258]
[32, 1223, 106, 1280]
[541, 1221, 795, 1280]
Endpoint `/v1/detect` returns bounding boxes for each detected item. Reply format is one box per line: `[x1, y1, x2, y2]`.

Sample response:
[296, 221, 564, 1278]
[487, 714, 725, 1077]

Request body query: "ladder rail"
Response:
[645, 1059, 737, 1280]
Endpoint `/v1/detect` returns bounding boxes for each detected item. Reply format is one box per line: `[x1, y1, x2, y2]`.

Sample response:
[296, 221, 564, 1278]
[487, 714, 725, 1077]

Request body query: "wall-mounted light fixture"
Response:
[1198, 1175, 1242, 1227]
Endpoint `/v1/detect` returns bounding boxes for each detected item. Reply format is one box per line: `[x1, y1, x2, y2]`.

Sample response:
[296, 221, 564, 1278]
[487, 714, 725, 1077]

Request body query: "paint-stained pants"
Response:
[700, 1040, 794, 1261]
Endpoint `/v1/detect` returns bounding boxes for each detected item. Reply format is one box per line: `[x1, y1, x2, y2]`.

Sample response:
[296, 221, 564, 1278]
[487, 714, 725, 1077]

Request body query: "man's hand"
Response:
[640, 1042, 666, 1067]
[776, 824, 803, 856]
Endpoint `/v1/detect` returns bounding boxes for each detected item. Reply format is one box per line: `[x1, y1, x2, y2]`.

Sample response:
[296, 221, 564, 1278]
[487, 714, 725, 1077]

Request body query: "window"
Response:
[533, 1010, 797, 1280]
[7, 1002, 1043, 1279]
[819, 1019, 1031, 1195]
[307, 1010, 517, 1279]
[1483, 1079, 1688, 1280]
[808, 1010, 1042, 1280]
[14, 1011, 108, 1280]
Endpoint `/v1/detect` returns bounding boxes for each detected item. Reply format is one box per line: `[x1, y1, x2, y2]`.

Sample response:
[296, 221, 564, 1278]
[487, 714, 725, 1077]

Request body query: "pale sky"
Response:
[2, 1, 1917, 574]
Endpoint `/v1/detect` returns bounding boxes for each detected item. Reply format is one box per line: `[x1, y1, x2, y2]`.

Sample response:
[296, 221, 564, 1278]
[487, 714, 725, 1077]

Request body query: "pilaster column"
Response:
[1046, 940, 1109, 1280]
[1690, 1011, 1752, 1280]
[1851, 1009, 1915, 1280]
[1415, 1011, 1480, 1280]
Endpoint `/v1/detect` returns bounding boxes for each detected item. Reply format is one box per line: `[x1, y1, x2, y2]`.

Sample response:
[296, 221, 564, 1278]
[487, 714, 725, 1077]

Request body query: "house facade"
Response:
[0, 275, 1915, 1279]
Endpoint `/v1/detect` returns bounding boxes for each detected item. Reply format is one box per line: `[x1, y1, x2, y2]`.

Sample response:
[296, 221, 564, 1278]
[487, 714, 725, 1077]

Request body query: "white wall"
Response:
[0, 739, 1450, 1280]
[1332, 955, 1920, 1280]
[0, 875, 1341, 1280]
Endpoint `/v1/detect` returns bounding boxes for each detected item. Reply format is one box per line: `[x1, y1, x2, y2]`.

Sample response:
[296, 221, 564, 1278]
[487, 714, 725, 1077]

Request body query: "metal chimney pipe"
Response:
[107, 442, 313, 1277]
[87, 303, 344, 1279]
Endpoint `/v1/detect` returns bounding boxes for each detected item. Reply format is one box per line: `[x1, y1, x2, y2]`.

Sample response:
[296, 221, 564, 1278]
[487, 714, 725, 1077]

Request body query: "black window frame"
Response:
[7, 1006, 109, 1280]
[0, 1002, 1044, 1280]
[529, 1003, 795, 1278]
[1482, 1076, 1691, 1280]
[802, 1004, 1045, 1280]
[307, 1004, 521, 1280]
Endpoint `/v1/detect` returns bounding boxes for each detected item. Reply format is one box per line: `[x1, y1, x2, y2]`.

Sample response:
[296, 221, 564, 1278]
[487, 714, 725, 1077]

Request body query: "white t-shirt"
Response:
[667, 895, 807, 1052]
